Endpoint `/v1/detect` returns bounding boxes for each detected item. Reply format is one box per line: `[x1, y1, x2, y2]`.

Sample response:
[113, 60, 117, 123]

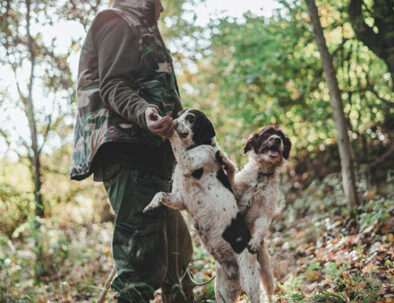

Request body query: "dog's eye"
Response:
[186, 115, 194, 123]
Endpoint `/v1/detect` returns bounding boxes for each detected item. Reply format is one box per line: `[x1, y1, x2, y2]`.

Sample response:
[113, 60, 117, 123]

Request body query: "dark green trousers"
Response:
[102, 165, 194, 302]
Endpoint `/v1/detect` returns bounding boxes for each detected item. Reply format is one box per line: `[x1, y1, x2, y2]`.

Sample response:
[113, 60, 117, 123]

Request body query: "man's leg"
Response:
[103, 166, 172, 302]
[161, 209, 195, 303]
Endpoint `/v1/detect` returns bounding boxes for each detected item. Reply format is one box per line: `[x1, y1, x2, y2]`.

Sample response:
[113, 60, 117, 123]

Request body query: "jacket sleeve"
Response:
[92, 12, 157, 129]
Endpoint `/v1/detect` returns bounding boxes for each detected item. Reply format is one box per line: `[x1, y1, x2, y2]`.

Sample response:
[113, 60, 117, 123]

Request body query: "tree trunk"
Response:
[25, 0, 44, 218]
[25, 100, 44, 217]
[29, 120, 44, 218]
[305, 0, 360, 209]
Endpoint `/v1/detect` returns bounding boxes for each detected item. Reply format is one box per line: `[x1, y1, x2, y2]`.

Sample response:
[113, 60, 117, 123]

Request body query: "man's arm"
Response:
[93, 12, 156, 129]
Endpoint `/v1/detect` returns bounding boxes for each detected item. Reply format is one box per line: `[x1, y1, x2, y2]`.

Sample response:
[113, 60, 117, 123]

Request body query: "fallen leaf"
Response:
[364, 189, 376, 201]
[306, 270, 320, 281]
[362, 262, 376, 274]
[380, 222, 392, 234]
[387, 233, 394, 243]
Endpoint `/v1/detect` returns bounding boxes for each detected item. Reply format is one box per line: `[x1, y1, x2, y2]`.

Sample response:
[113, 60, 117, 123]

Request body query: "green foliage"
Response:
[0, 160, 34, 236]
[280, 275, 306, 302]
[178, 0, 393, 166]
[311, 291, 348, 303]
[0, 219, 114, 302]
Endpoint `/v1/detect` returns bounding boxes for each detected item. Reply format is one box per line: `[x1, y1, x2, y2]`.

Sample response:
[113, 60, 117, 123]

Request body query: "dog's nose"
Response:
[274, 137, 282, 144]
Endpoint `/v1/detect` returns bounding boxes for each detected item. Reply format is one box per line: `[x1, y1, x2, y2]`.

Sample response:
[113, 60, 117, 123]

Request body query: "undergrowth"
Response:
[0, 173, 393, 302]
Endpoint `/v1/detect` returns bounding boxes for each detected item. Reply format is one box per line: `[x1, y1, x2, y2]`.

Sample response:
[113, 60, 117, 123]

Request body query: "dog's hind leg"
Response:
[215, 264, 240, 303]
[210, 245, 239, 281]
[239, 251, 261, 303]
[241, 265, 261, 303]
[258, 244, 274, 303]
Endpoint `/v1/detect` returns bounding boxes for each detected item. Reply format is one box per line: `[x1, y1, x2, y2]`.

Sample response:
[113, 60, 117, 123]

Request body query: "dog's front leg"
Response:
[161, 192, 185, 211]
[170, 133, 215, 175]
[143, 192, 185, 213]
[215, 150, 238, 185]
[248, 216, 270, 254]
[169, 132, 193, 169]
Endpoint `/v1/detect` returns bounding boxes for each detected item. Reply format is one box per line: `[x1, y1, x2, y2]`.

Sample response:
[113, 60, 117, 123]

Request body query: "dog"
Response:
[143, 109, 265, 303]
[224, 125, 292, 303]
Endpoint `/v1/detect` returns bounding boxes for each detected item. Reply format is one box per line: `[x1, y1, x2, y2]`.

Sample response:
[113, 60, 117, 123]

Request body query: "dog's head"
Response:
[174, 109, 216, 149]
[244, 126, 292, 167]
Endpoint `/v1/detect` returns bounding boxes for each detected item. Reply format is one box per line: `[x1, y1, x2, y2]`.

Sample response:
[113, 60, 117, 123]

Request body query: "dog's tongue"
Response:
[268, 150, 280, 157]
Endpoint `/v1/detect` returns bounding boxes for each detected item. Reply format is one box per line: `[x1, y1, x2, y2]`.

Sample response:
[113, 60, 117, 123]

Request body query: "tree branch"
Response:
[367, 87, 394, 107]
[12, 68, 26, 103]
[348, 0, 385, 59]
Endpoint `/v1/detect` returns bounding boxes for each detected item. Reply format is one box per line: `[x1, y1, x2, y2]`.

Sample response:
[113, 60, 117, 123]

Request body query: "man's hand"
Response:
[145, 107, 177, 138]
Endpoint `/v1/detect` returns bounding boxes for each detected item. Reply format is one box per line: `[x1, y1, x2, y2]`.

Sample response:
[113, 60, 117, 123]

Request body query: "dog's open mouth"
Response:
[267, 147, 280, 158]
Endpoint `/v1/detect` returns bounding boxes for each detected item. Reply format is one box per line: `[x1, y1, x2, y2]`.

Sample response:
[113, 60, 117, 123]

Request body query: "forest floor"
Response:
[0, 173, 393, 303]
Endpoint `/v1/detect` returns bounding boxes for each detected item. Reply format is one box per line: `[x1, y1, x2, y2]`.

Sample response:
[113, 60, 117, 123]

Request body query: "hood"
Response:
[113, 0, 156, 25]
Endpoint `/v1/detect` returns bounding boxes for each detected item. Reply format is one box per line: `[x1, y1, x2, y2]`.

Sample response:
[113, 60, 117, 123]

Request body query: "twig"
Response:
[367, 87, 394, 107]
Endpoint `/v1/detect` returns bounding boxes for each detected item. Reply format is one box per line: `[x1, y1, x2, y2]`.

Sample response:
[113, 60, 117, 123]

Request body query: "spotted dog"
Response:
[143, 109, 263, 303]
[223, 126, 292, 303]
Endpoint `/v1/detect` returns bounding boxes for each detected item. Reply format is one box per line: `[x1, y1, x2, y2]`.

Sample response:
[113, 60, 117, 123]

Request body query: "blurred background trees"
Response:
[0, 0, 77, 218]
[349, 0, 394, 90]
[0, 0, 393, 301]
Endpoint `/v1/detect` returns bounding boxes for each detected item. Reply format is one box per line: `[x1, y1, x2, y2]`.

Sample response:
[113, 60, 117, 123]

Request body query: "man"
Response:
[70, 0, 194, 302]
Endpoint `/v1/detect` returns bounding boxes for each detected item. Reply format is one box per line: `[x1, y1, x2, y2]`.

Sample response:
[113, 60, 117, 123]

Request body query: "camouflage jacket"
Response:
[71, 0, 182, 180]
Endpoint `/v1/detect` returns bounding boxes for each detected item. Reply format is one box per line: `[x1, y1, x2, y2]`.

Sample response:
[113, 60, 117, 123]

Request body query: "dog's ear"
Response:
[193, 112, 215, 145]
[199, 115, 215, 145]
[283, 136, 292, 159]
[243, 133, 258, 154]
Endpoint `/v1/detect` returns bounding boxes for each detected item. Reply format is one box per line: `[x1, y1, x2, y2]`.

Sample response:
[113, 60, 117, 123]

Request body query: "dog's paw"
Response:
[143, 194, 162, 213]
[143, 202, 159, 213]
[247, 238, 261, 254]
[215, 150, 236, 173]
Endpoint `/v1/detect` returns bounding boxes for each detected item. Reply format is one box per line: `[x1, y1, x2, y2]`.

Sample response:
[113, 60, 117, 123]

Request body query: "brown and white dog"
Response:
[143, 109, 263, 302]
[223, 126, 292, 302]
